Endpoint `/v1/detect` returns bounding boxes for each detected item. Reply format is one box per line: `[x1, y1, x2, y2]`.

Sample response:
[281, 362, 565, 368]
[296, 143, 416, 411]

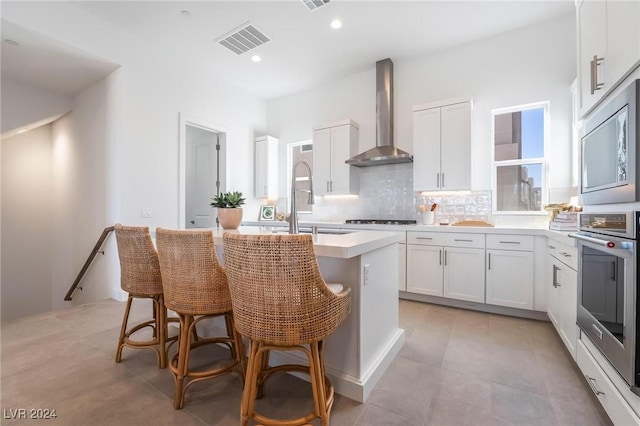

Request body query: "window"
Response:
[492, 102, 548, 213]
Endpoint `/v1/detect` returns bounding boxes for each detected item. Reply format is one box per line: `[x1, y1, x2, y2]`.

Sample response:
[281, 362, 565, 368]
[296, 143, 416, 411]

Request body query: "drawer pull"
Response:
[559, 252, 572, 258]
[454, 239, 473, 242]
[585, 375, 605, 396]
[416, 237, 433, 240]
[552, 265, 560, 288]
[498, 241, 521, 244]
[548, 245, 556, 249]
[488, 253, 491, 270]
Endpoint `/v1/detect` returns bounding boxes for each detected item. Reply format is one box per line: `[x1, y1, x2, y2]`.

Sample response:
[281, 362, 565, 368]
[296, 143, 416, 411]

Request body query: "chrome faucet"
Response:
[289, 159, 314, 234]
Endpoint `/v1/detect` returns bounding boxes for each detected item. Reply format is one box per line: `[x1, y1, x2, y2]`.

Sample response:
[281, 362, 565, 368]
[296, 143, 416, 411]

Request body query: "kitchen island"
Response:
[210, 226, 405, 403]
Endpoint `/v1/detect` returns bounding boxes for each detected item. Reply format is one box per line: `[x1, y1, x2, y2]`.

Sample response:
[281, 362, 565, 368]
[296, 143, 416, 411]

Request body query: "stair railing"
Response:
[64, 226, 115, 301]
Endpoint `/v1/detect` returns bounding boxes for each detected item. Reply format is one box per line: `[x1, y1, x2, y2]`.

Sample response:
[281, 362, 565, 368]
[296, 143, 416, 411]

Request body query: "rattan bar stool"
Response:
[223, 233, 352, 426]
[156, 227, 246, 409]
[114, 224, 178, 369]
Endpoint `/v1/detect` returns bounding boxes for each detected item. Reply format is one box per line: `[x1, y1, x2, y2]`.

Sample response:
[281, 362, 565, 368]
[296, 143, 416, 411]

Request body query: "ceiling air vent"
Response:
[301, 0, 330, 12]
[216, 23, 270, 55]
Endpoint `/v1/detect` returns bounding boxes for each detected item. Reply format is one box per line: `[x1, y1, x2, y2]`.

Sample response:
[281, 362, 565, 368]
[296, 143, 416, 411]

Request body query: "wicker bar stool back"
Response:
[156, 227, 246, 409]
[114, 224, 177, 369]
[223, 233, 351, 426]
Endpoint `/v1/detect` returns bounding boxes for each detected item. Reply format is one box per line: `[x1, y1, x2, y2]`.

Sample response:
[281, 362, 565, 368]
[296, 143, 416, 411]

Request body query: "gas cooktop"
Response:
[345, 219, 417, 225]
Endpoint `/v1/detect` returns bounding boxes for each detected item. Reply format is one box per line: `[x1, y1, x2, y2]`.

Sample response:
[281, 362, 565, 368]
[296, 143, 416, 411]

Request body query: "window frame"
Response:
[491, 101, 550, 215]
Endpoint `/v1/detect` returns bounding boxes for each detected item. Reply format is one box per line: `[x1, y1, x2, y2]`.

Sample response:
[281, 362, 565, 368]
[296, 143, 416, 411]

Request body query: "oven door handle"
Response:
[569, 232, 617, 248]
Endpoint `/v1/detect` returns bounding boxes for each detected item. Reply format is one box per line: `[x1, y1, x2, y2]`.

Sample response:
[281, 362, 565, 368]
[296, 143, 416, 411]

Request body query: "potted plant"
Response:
[210, 191, 246, 229]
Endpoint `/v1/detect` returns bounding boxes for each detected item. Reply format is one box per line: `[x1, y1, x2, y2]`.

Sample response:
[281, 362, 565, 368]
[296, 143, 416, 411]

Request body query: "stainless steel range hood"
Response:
[346, 58, 413, 167]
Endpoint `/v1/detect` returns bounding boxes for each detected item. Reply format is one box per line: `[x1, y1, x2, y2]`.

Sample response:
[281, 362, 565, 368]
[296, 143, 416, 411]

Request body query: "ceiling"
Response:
[2, 1, 575, 100]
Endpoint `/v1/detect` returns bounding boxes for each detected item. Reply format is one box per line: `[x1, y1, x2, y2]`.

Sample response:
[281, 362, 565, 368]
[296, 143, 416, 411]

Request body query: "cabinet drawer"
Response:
[441, 233, 485, 249]
[486, 234, 533, 251]
[549, 241, 577, 271]
[407, 232, 447, 246]
[577, 340, 640, 426]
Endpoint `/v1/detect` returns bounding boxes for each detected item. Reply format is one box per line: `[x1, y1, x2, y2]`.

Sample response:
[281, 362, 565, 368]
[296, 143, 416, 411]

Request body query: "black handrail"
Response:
[64, 226, 115, 301]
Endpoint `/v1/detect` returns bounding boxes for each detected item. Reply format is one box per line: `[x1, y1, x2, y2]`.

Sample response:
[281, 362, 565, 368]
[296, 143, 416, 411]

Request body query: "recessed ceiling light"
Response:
[4, 39, 19, 47]
[251, 55, 261, 62]
[181, 10, 191, 17]
[330, 19, 342, 29]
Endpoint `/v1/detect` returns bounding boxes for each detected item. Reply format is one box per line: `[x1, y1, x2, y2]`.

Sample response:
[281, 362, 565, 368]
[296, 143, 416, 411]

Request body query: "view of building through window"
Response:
[493, 103, 547, 212]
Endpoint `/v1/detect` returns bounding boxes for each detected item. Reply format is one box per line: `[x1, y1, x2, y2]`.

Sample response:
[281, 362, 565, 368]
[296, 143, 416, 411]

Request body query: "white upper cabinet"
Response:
[313, 120, 359, 196]
[576, 0, 640, 117]
[413, 99, 471, 191]
[254, 136, 279, 198]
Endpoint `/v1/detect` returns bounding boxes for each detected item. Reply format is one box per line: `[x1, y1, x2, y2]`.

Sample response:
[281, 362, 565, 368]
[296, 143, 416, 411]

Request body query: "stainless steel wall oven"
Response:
[571, 212, 640, 395]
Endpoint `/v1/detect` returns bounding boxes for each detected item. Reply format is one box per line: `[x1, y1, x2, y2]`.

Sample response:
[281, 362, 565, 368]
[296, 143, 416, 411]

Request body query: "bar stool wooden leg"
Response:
[172, 314, 193, 409]
[155, 295, 167, 369]
[241, 341, 260, 426]
[311, 341, 329, 426]
[115, 295, 134, 363]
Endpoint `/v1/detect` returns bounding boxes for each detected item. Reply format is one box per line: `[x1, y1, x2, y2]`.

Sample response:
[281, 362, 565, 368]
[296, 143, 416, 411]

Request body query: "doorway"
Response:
[179, 114, 227, 229]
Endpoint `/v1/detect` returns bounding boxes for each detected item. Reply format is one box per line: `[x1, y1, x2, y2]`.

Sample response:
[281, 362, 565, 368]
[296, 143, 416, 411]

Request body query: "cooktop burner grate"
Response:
[345, 219, 417, 225]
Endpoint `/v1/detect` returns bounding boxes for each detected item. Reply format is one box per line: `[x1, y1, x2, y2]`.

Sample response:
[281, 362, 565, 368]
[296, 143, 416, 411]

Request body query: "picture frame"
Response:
[259, 205, 276, 221]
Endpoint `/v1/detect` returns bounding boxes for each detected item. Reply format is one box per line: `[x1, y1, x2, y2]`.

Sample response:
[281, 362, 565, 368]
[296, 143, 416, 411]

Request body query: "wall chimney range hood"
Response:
[346, 58, 413, 167]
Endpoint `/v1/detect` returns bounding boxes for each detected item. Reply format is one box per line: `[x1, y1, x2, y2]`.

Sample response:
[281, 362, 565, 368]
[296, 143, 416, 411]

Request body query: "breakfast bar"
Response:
[210, 226, 405, 403]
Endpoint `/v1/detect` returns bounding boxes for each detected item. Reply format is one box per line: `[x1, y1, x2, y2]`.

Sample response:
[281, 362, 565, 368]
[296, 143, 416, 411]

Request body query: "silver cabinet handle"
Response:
[559, 252, 571, 257]
[439, 249, 442, 266]
[454, 239, 473, 242]
[326, 181, 330, 192]
[488, 252, 491, 270]
[590, 55, 605, 95]
[436, 173, 440, 188]
[548, 245, 556, 249]
[444, 249, 447, 266]
[330, 181, 333, 192]
[499, 241, 521, 244]
[585, 375, 605, 396]
[552, 264, 560, 288]
[592, 324, 603, 340]
[416, 237, 433, 240]
[441, 173, 445, 188]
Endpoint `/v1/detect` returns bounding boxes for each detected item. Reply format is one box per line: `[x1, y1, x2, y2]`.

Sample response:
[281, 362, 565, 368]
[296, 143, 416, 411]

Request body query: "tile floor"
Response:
[1, 298, 611, 425]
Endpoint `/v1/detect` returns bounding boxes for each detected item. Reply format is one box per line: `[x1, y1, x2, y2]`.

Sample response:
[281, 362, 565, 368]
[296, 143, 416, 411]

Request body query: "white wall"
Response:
[267, 15, 576, 224]
[2, 2, 267, 309]
[1, 125, 54, 321]
[1, 79, 73, 136]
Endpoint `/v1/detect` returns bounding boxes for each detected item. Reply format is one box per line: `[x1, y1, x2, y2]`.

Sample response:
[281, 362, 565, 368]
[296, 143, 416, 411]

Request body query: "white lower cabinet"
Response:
[485, 235, 534, 310]
[577, 339, 640, 425]
[547, 239, 578, 359]
[406, 232, 485, 303]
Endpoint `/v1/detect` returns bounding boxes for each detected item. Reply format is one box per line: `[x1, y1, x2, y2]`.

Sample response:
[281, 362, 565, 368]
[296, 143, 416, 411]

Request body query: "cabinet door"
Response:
[399, 243, 407, 292]
[443, 247, 485, 302]
[486, 249, 534, 310]
[577, 0, 608, 116]
[406, 245, 443, 296]
[329, 124, 352, 194]
[559, 266, 578, 359]
[547, 257, 562, 329]
[255, 138, 268, 197]
[312, 128, 332, 196]
[607, 0, 640, 88]
[440, 102, 471, 190]
[413, 108, 441, 191]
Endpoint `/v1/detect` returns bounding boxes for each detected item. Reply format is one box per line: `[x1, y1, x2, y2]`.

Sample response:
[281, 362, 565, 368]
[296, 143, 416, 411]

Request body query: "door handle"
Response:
[439, 249, 442, 266]
[441, 173, 445, 188]
[190, 220, 195, 224]
[444, 250, 447, 266]
[552, 264, 560, 288]
[436, 173, 440, 188]
[585, 375, 605, 396]
[590, 55, 605, 95]
[327, 181, 330, 192]
[488, 252, 491, 270]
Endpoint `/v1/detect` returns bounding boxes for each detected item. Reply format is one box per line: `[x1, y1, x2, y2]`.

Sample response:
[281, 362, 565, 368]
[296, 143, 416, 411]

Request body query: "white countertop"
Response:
[210, 226, 404, 259]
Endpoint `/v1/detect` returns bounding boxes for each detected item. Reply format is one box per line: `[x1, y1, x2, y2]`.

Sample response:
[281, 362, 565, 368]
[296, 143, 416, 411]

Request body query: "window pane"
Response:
[496, 163, 542, 211]
[494, 107, 544, 161]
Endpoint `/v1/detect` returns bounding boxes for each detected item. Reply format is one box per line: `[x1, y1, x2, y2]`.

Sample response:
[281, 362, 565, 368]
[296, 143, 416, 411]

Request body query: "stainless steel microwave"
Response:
[580, 79, 640, 205]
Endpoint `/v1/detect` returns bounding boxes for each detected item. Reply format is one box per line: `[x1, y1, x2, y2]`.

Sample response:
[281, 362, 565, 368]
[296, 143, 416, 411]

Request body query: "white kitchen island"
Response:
[210, 226, 405, 403]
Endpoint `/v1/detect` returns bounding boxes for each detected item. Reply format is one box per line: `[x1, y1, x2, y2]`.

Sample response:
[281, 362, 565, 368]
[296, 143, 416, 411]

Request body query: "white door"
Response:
[329, 124, 351, 194]
[559, 265, 578, 358]
[406, 245, 443, 296]
[312, 128, 332, 195]
[444, 246, 485, 302]
[185, 125, 222, 228]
